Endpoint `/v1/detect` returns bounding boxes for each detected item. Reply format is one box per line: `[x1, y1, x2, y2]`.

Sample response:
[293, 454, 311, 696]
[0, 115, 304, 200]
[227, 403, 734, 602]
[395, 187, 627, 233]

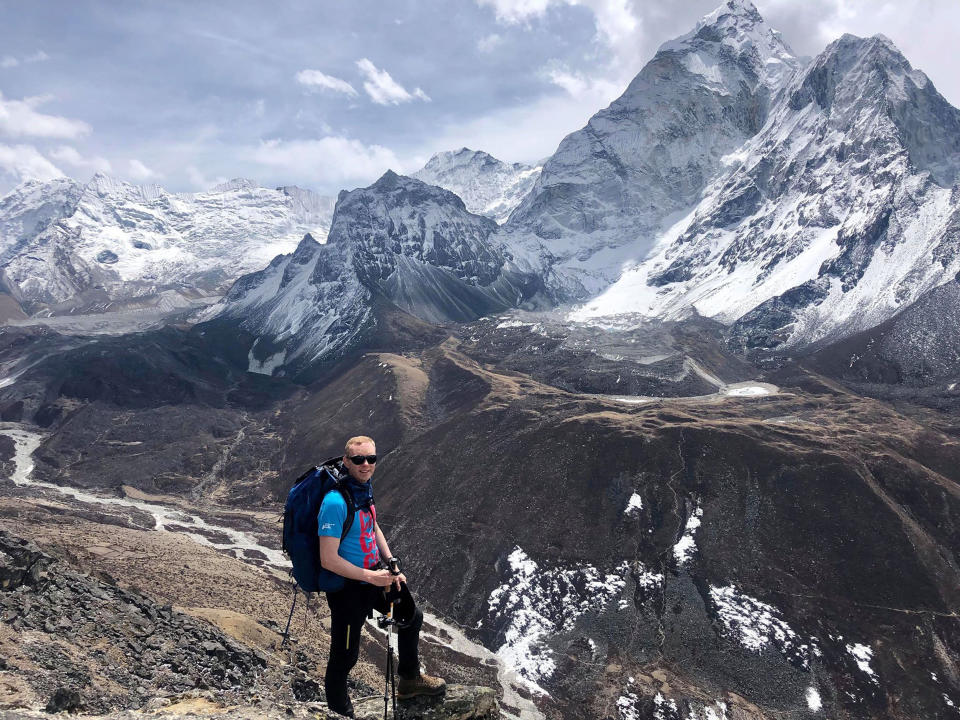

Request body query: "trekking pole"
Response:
[377, 557, 403, 719]
[389, 601, 397, 719]
[280, 583, 298, 648]
[378, 599, 398, 720]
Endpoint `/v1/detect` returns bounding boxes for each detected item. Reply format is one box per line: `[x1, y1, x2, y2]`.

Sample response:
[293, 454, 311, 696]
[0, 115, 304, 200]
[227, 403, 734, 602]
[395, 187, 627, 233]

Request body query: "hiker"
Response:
[319, 435, 445, 717]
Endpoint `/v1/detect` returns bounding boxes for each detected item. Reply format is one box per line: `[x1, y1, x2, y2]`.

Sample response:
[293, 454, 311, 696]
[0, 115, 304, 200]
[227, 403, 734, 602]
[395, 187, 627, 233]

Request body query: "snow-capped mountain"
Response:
[413, 148, 541, 224]
[0, 174, 335, 315]
[500, 0, 803, 299]
[204, 171, 535, 375]
[573, 30, 960, 351]
[0, 178, 83, 266]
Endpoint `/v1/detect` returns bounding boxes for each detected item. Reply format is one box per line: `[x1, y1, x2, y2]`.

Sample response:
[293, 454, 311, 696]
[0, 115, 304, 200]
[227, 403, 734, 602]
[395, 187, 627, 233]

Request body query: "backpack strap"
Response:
[337, 485, 356, 542]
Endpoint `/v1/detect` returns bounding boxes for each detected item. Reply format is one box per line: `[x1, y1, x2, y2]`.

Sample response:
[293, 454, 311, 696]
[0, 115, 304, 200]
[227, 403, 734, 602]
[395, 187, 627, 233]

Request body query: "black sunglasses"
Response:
[348, 454, 377, 465]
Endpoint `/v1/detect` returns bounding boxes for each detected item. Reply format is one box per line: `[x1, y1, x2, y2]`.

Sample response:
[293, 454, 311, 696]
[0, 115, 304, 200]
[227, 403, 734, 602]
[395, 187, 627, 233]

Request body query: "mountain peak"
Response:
[658, 0, 798, 77]
[85, 172, 163, 201]
[702, 0, 762, 24]
[794, 31, 932, 112]
[373, 169, 403, 189]
[413, 148, 540, 223]
[211, 178, 260, 193]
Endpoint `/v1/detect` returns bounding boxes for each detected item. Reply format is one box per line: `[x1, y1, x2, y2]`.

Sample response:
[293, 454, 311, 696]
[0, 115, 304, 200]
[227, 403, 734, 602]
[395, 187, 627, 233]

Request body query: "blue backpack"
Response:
[281, 457, 356, 593]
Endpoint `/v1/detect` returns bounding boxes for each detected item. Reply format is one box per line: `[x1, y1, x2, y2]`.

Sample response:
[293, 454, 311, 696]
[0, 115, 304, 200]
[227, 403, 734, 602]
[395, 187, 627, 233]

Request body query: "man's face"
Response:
[344, 440, 377, 483]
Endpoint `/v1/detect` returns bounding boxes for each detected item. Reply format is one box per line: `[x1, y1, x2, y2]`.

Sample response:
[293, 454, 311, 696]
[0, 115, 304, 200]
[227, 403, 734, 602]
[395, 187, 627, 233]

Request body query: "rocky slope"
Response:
[0, 515, 499, 719]
[0, 175, 334, 317]
[413, 149, 541, 224]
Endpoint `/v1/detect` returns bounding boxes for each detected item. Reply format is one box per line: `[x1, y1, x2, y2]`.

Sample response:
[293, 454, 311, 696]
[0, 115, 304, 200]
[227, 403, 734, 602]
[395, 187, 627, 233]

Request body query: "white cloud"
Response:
[478, 33, 504, 53]
[251, 136, 402, 186]
[186, 164, 228, 190]
[24, 50, 50, 63]
[0, 143, 65, 182]
[476, 0, 553, 24]
[296, 69, 358, 96]
[355, 58, 430, 105]
[476, 0, 645, 124]
[128, 158, 158, 180]
[426, 85, 609, 166]
[0, 50, 49, 70]
[0, 92, 91, 139]
[477, 0, 641, 71]
[49, 145, 112, 174]
[544, 64, 621, 100]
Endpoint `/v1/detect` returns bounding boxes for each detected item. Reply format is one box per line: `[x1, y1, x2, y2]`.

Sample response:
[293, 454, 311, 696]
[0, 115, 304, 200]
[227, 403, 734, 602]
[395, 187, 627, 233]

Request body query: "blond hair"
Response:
[344, 436, 376, 456]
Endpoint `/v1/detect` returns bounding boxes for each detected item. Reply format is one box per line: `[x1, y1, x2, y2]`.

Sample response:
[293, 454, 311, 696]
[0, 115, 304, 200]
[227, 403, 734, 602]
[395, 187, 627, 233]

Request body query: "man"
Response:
[318, 435, 445, 717]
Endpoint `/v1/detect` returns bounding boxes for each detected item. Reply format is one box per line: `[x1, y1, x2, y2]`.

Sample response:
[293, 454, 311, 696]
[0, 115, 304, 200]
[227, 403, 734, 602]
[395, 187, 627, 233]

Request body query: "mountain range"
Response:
[1, 2, 959, 719]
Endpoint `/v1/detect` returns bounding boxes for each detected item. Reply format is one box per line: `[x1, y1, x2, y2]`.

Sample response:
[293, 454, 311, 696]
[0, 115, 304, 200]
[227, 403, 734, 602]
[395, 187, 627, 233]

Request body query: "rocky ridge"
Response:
[202, 171, 539, 378]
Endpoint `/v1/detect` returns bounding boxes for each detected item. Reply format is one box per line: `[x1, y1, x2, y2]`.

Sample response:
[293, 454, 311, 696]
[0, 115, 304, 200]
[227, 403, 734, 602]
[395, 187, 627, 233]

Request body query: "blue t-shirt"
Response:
[318, 491, 380, 570]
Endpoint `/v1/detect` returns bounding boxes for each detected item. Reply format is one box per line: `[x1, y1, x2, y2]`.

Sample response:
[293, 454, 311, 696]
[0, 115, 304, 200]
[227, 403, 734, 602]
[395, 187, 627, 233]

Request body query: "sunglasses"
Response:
[348, 454, 377, 465]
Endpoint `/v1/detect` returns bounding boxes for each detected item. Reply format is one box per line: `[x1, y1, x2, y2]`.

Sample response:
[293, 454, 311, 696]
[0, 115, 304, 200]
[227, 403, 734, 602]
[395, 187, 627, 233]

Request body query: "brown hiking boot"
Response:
[396, 672, 446, 699]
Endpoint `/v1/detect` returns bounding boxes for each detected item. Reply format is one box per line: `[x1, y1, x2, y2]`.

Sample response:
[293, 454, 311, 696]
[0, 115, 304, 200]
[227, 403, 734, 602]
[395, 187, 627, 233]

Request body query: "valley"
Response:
[1, 1, 959, 718]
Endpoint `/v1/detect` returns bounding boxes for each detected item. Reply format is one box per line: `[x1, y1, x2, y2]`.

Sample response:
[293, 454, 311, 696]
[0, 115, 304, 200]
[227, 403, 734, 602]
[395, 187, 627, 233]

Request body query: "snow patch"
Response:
[653, 693, 678, 720]
[616, 687, 640, 720]
[486, 546, 628, 694]
[247, 339, 286, 375]
[846, 642, 878, 683]
[721, 384, 775, 397]
[673, 506, 703, 566]
[624, 492, 643, 515]
[805, 686, 822, 711]
[709, 584, 813, 668]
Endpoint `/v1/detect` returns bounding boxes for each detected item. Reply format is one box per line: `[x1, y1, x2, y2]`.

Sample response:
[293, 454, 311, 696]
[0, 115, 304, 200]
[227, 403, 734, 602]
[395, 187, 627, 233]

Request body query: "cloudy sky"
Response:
[2, 0, 959, 196]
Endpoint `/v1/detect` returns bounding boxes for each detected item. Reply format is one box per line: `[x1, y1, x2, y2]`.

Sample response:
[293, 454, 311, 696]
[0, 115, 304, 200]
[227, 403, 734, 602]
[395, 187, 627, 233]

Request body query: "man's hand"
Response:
[392, 572, 407, 591]
[364, 568, 395, 587]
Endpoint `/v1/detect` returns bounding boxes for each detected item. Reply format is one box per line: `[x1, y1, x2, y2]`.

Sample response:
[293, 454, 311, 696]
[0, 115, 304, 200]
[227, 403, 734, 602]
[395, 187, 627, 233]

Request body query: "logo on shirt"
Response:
[321, 522, 334, 530]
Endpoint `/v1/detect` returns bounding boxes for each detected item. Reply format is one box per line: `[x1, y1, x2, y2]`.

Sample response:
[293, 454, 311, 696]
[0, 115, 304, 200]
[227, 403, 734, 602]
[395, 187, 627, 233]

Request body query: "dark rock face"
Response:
[802, 278, 960, 393]
[325, 171, 529, 326]
[727, 279, 831, 351]
[336, 171, 500, 286]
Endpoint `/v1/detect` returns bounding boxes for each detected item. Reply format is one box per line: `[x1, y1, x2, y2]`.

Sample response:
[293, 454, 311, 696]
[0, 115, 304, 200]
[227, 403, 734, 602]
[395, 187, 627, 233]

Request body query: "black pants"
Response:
[324, 580, 423, 701]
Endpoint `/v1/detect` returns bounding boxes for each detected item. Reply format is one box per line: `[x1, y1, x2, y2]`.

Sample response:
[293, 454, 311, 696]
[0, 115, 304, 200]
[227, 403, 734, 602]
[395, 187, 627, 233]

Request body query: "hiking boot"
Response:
[396, 672, 446, 699]
[325, 689, 354, 718]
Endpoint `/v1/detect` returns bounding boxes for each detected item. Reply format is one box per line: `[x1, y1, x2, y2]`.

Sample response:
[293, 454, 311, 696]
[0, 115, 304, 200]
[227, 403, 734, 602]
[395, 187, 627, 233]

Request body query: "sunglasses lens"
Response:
[349, 455, 377, 465]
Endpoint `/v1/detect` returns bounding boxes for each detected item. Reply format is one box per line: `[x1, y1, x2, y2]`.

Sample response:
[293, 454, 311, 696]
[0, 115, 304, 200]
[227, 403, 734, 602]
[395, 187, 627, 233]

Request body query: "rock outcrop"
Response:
[354, 685, 498, 720]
